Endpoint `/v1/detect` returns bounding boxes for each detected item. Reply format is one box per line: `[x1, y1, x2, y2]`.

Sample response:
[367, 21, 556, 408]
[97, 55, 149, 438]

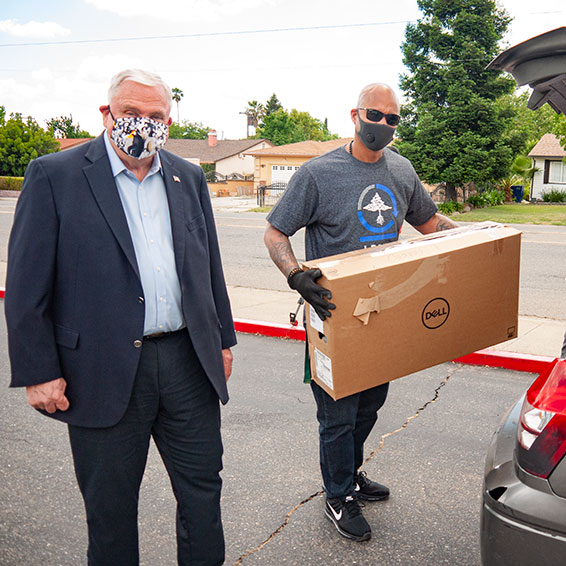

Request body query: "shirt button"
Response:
[133, 339, 142, 348]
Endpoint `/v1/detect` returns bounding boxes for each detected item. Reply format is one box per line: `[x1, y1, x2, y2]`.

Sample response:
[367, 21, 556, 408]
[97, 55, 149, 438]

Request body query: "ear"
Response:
[350, 108, 358, 124]
[100, 105, 112, 127]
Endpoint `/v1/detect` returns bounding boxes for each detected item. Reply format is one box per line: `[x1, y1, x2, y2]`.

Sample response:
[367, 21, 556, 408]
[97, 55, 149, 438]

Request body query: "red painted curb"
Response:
[0, 288, 4, 299]
[234, 318, 306, 341]
[234, 318, 556, 374]
[453, 350, 555, 374]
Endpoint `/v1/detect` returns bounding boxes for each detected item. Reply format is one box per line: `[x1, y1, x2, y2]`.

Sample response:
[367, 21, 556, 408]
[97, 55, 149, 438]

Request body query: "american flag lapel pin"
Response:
[173, 175, 181, 183]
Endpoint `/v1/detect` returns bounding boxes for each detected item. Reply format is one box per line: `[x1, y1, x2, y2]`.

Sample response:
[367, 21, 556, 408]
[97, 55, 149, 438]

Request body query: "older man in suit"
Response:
[5, 69, 235, 566]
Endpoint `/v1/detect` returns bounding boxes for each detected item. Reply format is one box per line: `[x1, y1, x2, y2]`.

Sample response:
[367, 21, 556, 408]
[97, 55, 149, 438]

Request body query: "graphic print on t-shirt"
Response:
[357, 183, 399, 242]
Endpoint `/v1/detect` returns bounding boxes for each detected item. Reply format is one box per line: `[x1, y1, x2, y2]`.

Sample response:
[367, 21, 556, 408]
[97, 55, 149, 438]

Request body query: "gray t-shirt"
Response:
[267, 146, 438, 260]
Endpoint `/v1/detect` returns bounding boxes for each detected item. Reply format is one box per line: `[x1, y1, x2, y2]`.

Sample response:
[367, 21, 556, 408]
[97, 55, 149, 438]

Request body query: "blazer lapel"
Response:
[161, 155, 186, 278]
[83, 136, 141, 281]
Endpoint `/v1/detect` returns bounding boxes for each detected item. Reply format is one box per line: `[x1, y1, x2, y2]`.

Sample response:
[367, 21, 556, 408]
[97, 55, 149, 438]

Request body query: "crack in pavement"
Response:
[232, 365, 462, 565]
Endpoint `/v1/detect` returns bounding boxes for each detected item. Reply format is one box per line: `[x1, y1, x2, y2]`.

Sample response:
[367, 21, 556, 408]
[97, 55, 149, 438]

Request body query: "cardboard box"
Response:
[303, 223, 521, 400]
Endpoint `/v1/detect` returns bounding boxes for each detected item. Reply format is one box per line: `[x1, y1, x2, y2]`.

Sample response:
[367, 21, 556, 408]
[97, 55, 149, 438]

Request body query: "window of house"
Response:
[287, 166, 293, 170]
[549, 161, 566, 183]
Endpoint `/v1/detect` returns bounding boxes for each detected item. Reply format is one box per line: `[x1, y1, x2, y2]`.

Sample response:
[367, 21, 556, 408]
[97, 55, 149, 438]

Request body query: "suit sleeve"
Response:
[5, 159, 62, 387]
[197, 169, 237, 350]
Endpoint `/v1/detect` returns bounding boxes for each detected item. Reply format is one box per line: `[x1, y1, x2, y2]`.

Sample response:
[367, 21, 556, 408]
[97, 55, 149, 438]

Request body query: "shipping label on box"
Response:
[304, 223, 521, 400]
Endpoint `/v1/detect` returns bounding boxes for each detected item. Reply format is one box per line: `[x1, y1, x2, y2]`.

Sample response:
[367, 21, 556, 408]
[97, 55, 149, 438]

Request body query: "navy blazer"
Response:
[5, 135, 237, 427]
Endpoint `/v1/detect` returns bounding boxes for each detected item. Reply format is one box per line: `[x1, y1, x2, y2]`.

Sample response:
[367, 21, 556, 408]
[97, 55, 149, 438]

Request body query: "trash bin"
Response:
[511, 185, 524, 203]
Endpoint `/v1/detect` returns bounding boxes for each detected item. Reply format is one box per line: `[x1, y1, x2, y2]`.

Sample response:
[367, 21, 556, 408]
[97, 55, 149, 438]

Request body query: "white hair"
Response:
[357, 83, 398, 108]
[108, 69, 172, 113]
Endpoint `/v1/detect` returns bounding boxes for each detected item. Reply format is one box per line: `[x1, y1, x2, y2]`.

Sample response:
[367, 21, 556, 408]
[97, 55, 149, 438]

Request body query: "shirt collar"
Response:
[103, 130, 162, 179]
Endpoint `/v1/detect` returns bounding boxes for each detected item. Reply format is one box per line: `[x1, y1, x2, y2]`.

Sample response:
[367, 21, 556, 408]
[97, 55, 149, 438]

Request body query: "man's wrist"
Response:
[287, 267, 303, 284]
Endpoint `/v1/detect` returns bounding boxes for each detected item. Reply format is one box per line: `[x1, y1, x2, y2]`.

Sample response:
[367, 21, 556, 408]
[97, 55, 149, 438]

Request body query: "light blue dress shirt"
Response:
[103, 132, 184, 336]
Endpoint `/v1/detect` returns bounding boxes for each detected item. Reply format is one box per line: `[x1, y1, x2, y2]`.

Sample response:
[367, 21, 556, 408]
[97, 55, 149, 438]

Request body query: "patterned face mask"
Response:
[109, 109, 169, 159]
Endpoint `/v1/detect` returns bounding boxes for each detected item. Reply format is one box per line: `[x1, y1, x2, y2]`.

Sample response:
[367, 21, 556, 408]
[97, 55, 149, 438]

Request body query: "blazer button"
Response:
[138, 296, 144, 303]
[133, 339, 143, 348]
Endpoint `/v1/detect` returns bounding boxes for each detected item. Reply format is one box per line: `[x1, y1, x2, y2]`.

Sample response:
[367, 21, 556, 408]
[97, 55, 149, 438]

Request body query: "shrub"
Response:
[0, 176, 24, 191]
[466, 189, 505, 208]
[541, 189, 566, 203]
[437, 201, 464, 215]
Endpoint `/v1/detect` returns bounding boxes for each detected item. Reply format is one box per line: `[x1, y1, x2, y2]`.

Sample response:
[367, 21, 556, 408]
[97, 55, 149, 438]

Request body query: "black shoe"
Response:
[354, 471, 390, 501]
[324, 495, 371, 541]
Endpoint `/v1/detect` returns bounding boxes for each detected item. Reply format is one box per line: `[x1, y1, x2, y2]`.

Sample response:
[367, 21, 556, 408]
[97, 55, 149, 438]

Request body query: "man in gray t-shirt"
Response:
[264, 83, 457, 542]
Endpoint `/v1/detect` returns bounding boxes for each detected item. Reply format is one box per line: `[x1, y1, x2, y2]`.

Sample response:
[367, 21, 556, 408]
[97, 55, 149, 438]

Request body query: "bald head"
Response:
[356, 83, 400, 112]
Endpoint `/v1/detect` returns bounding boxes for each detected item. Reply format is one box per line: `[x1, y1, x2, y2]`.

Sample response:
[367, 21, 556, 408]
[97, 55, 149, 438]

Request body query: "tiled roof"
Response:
[164, 139, 272, 163]
[58, 138, 92, 150]
[528, 133, 566, 157]
[245, 138, 353, 157]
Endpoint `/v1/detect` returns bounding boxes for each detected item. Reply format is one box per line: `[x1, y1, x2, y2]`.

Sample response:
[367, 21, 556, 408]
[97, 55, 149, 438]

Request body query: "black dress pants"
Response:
[68, 329, 224, 566]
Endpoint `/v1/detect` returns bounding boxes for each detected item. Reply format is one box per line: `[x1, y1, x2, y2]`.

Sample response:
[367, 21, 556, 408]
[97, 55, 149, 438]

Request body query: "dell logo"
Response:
[422, 298, 450, 329]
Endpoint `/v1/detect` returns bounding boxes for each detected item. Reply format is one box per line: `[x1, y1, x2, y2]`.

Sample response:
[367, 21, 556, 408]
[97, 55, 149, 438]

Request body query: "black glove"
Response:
[288, 268, 336, 320]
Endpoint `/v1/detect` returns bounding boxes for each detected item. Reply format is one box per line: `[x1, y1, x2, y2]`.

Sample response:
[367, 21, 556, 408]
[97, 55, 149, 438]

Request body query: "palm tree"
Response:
[172, 87, 184, 123]
[243, 100, 265, 137]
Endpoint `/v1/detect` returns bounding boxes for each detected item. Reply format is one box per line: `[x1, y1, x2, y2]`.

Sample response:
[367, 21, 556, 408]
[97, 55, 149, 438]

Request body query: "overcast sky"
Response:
[0, 0, 564, 140]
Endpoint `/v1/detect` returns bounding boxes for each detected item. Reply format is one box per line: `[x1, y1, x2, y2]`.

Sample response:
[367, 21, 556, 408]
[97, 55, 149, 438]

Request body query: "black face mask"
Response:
[357, 117, 395, 151]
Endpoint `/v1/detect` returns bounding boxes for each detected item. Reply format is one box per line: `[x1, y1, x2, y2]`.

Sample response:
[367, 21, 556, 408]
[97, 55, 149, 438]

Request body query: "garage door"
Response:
[271, 165, 300, 184]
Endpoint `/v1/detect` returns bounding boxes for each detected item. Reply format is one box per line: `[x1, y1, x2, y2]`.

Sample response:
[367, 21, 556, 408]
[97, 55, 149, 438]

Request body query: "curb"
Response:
[233, 318, 555, 374]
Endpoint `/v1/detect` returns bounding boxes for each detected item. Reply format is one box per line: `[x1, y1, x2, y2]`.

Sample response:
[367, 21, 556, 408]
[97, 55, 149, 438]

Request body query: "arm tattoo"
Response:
[435, 215, 458, 232]
[265, 227, 299, 277]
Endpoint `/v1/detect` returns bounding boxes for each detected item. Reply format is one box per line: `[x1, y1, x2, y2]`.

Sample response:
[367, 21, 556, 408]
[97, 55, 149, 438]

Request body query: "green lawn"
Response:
[448, 204, 566, 226]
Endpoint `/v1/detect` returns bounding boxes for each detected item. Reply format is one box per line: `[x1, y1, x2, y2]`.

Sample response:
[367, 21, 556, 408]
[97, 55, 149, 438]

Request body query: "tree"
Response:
[495, 91, 566, 155]
[241, 100, 266, 138]
[172, 87, 184, 124]
[397, 0, 516, 201]
[256, 108, 338, 145]
[0, 108, 59, 176]
[265, 93, 282, 116]
[168, 120, 210, 139]
[46, 114, 92, 139]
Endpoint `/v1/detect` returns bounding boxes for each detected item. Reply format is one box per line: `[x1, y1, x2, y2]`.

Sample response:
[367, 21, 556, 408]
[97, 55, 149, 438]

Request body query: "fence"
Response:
[257, 182, 288, 207]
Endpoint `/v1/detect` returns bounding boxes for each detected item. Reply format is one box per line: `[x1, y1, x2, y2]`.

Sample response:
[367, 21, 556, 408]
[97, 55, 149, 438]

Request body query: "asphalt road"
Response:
[0, 307, 536, 565]
[213, 210, 566, 321]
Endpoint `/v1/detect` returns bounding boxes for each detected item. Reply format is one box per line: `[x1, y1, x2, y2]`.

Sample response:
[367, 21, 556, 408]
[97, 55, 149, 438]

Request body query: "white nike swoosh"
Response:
[354, 484, 360, 492]
[329, 505, 342, 521]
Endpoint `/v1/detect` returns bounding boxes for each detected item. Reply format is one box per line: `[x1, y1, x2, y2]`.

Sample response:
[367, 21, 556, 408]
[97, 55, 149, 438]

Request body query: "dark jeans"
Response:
[68, 329, 224, 566]
[311, 380, 389, 500]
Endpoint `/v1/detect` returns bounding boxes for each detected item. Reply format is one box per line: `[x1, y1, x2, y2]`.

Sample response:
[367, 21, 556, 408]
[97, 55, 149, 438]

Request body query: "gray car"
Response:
[482, 27, 566, 565]
[480, 359, 566, 564]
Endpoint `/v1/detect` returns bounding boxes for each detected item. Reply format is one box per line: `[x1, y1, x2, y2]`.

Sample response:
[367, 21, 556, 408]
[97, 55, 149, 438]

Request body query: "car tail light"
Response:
[517, 359, 566, 478]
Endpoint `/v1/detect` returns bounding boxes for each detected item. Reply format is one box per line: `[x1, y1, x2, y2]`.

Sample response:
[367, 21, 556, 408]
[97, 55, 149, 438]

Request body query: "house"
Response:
[528, 133, 566, 200]
[58, 138, 92, 151]
[245, 138, 352, 189]
[164, 130, 272, 178]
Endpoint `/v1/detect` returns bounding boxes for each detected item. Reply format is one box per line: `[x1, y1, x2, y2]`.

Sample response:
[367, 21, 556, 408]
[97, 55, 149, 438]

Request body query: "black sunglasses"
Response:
[358, 107, 401, 127]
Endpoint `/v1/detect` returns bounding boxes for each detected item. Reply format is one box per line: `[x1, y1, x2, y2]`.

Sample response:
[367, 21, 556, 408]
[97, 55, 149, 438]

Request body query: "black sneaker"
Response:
[354, 471, 390, 501]
[324, 495, 371, 541]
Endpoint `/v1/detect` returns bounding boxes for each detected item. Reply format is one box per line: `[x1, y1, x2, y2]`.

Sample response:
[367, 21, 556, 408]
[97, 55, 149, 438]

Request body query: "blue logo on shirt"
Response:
[357, 184, 399, 242]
